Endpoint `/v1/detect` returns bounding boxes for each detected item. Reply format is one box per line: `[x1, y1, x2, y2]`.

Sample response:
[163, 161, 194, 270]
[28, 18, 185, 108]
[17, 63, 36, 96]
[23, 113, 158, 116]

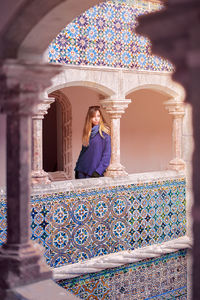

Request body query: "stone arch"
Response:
[1, 0, 105, 59]
[47, 80, 115, 98]
[125, 81, 186, 172]
[45, 90, 72, 180]
[125, 80, 185, 102]
[122, 88, 173, 173]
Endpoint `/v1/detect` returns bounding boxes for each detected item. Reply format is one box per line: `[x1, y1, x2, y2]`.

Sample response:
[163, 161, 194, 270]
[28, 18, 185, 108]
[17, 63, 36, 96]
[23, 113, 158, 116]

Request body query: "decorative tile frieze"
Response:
[0, 178, 186, 268]
[48, 0, 173, 72]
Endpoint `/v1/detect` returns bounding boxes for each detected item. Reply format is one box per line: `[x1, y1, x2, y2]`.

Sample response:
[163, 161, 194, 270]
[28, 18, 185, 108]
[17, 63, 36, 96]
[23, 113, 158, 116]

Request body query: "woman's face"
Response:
[91, 110, 101, 126]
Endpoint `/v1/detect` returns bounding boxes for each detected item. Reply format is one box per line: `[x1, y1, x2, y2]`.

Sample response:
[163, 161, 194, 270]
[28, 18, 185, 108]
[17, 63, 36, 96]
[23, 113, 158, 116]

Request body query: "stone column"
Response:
[0, 59, 60, 294]
[100, 98, 131, 177]
[32, 97, 55, 184]
[164, 100, 185, 171]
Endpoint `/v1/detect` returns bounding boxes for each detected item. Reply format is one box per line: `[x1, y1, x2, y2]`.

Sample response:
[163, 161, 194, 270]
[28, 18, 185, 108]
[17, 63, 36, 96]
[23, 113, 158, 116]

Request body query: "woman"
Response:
[75, 106, 111, 179]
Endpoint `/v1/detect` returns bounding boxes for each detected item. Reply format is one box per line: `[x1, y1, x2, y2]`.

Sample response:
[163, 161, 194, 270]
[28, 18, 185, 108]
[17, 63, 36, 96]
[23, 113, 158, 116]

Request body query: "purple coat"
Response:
[75, 131, 111, 176]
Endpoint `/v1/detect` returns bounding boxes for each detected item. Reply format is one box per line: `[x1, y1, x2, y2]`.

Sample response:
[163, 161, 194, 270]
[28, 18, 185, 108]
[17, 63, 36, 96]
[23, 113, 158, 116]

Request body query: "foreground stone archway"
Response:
[137, 1, 200, 298]
[0, 0, 199, 299]
[0, 0, 105, 60]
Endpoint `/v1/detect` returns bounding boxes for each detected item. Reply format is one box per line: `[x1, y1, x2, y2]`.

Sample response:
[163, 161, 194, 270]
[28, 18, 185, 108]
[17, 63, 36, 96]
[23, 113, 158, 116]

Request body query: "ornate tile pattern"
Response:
[0, 178, 186, 268]
[48, 0, 174, 71]
[0, 200, 6, 244]
[57, 249, 187, 299]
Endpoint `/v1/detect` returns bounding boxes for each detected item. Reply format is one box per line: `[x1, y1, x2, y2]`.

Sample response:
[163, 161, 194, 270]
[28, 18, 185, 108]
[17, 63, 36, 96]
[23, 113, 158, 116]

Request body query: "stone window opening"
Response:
[43, 90, 72, 181]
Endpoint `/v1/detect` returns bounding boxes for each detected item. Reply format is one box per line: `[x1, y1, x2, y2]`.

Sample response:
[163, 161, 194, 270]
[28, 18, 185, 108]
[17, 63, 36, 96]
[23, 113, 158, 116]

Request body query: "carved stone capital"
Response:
[0, 59, 61, 115]
[32, 97, 55, 119]
[164, 100, 185, 117]
[100, 98, 132, 118]
[169, 158, 185, 171]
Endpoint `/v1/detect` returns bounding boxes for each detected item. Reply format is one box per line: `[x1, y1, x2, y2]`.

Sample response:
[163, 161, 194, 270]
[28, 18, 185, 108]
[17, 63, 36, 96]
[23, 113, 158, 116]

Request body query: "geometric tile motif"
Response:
[0, 201, 6, 244]
[49, 0, 174, 72]
[0, 178, 186, 268]
[57, 249, 187, 300]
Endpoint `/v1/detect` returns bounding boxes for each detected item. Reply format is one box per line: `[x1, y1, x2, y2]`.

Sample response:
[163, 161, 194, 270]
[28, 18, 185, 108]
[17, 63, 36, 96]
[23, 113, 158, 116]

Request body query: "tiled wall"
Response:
[0, 178, 186, 268]
[57, 249, 187, 299]
[49, 0, 173, 71]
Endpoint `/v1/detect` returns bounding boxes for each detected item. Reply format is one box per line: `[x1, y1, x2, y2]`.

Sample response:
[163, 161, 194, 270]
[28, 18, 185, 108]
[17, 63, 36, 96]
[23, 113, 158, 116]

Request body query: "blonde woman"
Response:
[75, 106, 111, 179]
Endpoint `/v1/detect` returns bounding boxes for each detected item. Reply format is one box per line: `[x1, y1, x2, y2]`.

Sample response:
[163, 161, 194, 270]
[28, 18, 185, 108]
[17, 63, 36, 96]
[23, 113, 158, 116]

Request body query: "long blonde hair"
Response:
[82, 106, 110, 146]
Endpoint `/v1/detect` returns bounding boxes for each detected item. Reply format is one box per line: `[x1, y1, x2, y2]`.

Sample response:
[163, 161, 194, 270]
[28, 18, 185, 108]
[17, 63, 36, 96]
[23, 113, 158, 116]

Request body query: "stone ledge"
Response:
[30, 170, 184, 196]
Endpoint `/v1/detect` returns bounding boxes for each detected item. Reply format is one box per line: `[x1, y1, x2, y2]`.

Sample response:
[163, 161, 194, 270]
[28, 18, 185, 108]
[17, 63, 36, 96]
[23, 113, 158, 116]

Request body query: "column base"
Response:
[168, 158, 185, 171]
[31, 170, 51, 185]
[105, 163, 128, 177]
[0, 242, 52, 290]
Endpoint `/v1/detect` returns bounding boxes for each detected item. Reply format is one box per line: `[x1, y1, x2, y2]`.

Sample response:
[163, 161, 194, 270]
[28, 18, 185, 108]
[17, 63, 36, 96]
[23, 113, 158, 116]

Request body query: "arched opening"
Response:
[43, 85, 109, 180]
[43, 100, 60, 172]
[121, 88, 173, 173]
[43, 91, 72, 180]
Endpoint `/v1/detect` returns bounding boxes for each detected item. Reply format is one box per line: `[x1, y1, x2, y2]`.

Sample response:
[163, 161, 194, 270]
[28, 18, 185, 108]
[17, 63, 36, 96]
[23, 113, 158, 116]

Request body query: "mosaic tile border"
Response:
[57, 249, 187, 300]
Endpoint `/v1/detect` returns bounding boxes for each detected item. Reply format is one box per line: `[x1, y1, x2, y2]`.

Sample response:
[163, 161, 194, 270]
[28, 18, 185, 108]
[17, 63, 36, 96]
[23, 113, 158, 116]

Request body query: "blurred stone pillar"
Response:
[137, 2, 200, 298]
[0, 59, 60, 295]
[100, 98, 131, 177]
[32, 97, 55, 184]
[164, 100, 185, 171]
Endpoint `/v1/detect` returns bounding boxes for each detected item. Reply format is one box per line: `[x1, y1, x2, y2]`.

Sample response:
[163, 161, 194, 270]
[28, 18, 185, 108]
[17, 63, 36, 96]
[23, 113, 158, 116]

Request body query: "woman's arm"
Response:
[96, 134, 111, 175]
[74, 145, 88, 171]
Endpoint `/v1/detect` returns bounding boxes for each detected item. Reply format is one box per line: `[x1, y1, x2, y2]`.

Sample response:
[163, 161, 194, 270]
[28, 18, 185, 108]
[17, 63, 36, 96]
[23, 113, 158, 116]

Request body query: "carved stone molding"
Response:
[32, 97, 55, 119]
[0, 59, 61, 115]
[100, 98, 132, 118]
